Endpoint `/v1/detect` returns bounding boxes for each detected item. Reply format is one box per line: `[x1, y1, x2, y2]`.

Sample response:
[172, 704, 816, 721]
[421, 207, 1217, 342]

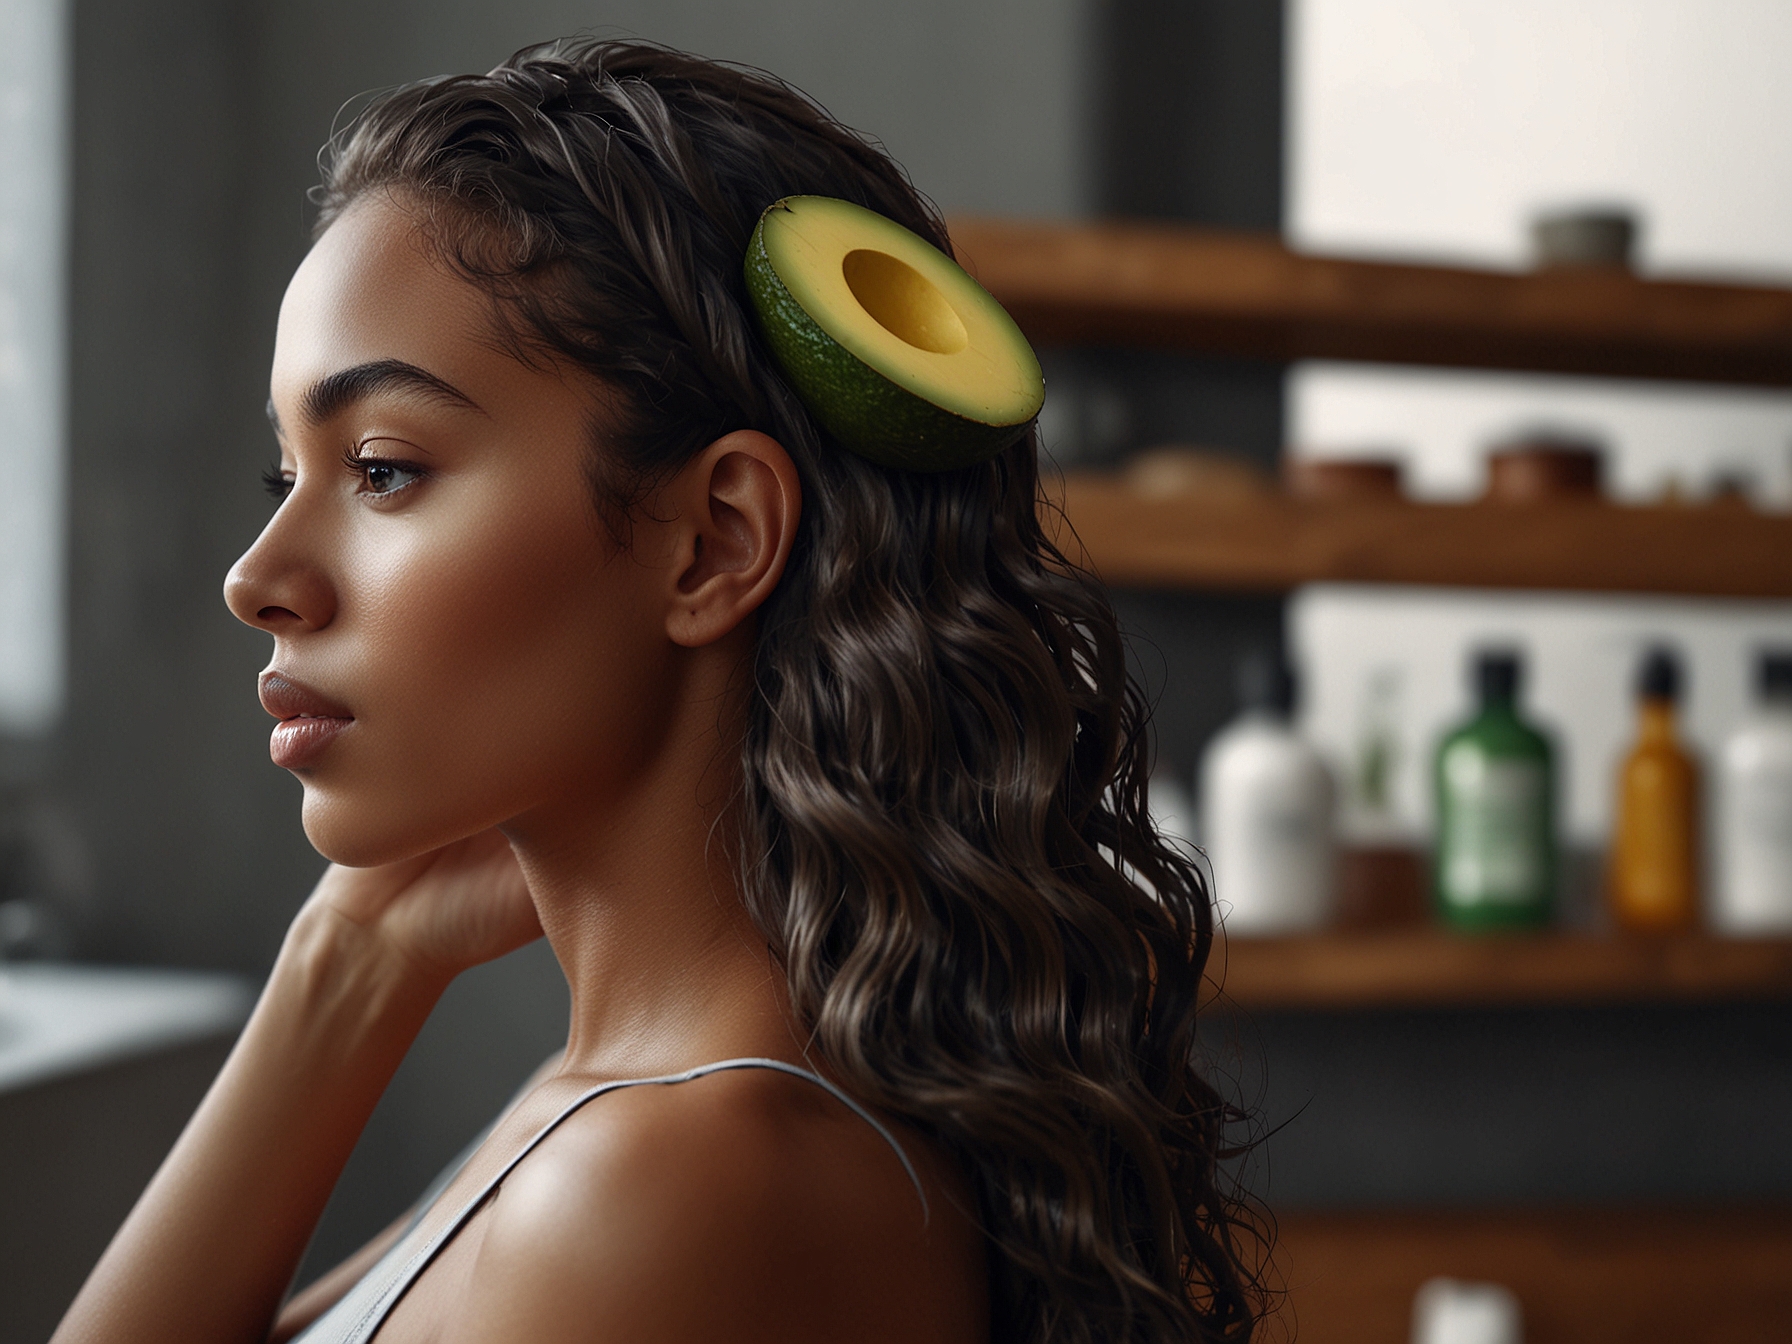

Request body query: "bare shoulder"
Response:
[444, 1065, 987, 1344]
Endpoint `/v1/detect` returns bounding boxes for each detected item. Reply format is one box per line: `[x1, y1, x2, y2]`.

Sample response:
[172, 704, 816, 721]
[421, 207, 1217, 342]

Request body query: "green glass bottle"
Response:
[1434, 650, 1556, 930]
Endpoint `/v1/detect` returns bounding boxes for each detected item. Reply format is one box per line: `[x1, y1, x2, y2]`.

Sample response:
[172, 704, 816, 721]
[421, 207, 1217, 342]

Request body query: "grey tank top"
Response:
[293, 1057, 925, 1344]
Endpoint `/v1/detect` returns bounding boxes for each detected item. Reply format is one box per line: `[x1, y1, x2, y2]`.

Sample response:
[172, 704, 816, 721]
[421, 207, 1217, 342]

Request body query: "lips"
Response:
[259, 671, 354, 770]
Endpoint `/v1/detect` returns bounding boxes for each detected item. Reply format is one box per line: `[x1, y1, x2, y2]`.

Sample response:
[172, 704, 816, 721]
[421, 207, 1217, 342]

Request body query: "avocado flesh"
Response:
[745, 196, 1044, 472]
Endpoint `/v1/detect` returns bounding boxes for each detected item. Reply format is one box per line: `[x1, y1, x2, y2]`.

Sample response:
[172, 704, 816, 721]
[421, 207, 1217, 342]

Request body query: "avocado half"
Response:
[745, 196, 1045, 472]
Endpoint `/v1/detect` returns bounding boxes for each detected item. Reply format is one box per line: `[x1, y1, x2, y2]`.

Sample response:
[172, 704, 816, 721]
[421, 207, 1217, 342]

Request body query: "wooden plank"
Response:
[950, 216, 1792, 385]
[1271, 1207, 1792, 1344]
[1209, 929, 1792, 1010]
[1046, 473, 1792, 598]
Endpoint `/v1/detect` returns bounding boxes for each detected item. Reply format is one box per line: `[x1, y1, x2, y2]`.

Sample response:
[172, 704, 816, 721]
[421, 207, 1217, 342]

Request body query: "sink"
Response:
[0, 963, 254, 1094]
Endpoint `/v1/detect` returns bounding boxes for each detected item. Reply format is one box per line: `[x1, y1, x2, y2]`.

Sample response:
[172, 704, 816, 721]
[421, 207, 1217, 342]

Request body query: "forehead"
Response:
[270, 193, 510, 410]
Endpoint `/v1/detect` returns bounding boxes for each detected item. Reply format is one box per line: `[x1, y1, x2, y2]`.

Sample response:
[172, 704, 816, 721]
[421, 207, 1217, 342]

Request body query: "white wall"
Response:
[1289, 0, 1792, 277]
[1292, 365, 1792, 505]
[0, 0, 66, 736]
[1288, 0, 1792, 503]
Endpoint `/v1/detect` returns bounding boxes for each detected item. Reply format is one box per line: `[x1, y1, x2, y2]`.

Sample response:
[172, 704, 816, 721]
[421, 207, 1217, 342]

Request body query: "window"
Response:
[0, 0, 67, 736]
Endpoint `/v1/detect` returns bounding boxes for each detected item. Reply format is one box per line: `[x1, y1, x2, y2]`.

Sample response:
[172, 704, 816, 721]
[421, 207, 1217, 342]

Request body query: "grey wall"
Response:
[1045, 0, 1286, 475]
[1223, 1002, 1792, 1209]
[63, 0, 315, 974]
[60, 0, 1097, 969]
[49, 0, 1100, 1288]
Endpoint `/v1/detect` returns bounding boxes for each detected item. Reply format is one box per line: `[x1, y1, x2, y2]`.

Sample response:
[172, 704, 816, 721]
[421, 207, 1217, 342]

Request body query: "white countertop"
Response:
[0, 963, 255, 1094]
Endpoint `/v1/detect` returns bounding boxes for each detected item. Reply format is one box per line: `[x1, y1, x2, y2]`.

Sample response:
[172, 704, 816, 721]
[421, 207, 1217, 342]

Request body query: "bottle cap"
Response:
[1636, 646, 1681, 702]
[1760, 649, 1792, 703]
[1474, 649, 1522, 704]
[1236, 651, 1296, 715]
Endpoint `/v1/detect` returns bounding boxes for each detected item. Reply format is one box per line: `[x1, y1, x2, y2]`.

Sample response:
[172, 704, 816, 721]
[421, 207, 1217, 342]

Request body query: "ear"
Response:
[663, 429, 802, 649]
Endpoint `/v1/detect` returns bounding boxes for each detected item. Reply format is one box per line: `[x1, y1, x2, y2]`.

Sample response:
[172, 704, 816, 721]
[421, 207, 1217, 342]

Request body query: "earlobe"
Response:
[666, 430, 801, 648]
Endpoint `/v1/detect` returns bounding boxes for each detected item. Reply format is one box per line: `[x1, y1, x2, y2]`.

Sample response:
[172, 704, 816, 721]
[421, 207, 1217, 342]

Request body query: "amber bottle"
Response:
[1610, 647, 1700, 932]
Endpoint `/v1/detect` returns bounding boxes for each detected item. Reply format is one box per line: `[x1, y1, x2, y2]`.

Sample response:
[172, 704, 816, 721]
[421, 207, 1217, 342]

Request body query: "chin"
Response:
[298, 780, 485, 869]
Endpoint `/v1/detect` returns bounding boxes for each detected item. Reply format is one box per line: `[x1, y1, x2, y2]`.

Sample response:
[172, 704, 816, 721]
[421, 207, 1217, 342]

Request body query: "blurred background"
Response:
[3, 0, 1791, 1340]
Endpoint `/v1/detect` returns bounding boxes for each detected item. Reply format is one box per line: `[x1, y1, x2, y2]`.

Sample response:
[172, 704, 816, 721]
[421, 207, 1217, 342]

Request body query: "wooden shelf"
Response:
[1274, 1206, 1792, 1343]
[1210, 928, 1792, 1010]
[1045, 472, 1792, 597]
[949, 216, 1792, 385]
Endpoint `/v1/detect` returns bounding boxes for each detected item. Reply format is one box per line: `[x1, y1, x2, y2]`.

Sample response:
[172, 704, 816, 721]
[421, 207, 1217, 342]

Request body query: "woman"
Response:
[54, 38, 1262, 1344]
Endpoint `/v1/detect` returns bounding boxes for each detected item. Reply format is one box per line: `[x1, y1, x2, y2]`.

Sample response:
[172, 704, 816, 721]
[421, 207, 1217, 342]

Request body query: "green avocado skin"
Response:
[744, 220, 1030, 473]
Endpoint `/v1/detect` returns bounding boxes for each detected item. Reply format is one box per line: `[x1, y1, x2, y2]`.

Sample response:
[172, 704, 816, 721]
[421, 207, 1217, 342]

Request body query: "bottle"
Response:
[1411, 1277, 1523, 1344]
[1200, 654, 1335, 934]
[1609, 646, 1699, 932]
[1434, 650, 1555, 930]
[1714, 649, 1792, 933]
[1334, 667, 1429, 928]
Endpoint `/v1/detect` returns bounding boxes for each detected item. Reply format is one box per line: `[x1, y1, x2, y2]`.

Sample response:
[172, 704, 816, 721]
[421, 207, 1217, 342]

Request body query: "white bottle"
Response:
[1411, 1277, 1523, 1344]
[1715, 649, 1792, 933]
[1200, 655, 1336, 934]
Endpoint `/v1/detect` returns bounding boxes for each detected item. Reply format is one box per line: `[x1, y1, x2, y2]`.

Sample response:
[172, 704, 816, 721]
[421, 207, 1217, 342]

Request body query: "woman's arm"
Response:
[53, 829, 540, 1344]
[268, 1206, 411, 1344]
[268, 1046, 566, 1342]
[51, 908, 445, 1344]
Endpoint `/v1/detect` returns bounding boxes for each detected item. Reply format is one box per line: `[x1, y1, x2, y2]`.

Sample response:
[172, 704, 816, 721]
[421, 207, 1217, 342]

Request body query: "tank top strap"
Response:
[675, 1058, 929, 1217]
[293, 1057, 925, 1344]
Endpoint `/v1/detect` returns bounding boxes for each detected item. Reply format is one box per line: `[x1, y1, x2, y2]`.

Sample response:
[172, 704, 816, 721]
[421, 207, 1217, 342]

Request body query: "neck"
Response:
[501, 639, 798, 1081]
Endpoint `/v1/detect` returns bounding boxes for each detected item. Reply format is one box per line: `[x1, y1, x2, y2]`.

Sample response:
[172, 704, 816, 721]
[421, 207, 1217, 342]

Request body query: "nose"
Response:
[224, 506, 337, 635]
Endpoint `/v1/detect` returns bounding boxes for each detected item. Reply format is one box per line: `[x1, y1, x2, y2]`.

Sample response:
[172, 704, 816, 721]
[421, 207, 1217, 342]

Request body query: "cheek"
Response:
[309, 486, 681, 856]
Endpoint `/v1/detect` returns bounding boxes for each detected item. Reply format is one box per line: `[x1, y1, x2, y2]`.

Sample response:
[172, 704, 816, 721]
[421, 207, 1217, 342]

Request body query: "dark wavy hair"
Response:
[316, 37, 1265, 1343]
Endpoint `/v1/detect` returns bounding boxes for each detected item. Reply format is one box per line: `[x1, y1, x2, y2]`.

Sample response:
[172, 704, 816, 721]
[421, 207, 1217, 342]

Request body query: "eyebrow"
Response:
[266, 358, 484, 436]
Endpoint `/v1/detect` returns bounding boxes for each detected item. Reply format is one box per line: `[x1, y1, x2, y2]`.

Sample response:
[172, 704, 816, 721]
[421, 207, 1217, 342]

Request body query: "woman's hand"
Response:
[305, 827, 543, 983]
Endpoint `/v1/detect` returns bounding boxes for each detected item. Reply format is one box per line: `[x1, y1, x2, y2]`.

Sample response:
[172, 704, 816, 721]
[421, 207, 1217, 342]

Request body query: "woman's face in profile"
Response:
[226, 193, 685, 867]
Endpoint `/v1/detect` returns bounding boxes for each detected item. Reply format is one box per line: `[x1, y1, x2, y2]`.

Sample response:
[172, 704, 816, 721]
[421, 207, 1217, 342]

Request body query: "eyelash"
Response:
[259, 448, 430, 504]
[339, 444, 428, 498]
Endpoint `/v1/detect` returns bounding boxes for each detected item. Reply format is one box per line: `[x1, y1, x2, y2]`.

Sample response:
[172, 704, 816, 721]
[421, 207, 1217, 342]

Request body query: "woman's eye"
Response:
[343, 451, 427, 498]
[261, 464, 294, 501]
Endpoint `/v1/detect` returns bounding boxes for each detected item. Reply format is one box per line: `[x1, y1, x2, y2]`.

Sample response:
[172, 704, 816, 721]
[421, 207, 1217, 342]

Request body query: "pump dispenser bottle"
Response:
[1200, 654, 1335, 934]
[1715, 649, 1792, 933]
[1609, 646, 1699, 932]
[1434, 649, 1556, 930]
